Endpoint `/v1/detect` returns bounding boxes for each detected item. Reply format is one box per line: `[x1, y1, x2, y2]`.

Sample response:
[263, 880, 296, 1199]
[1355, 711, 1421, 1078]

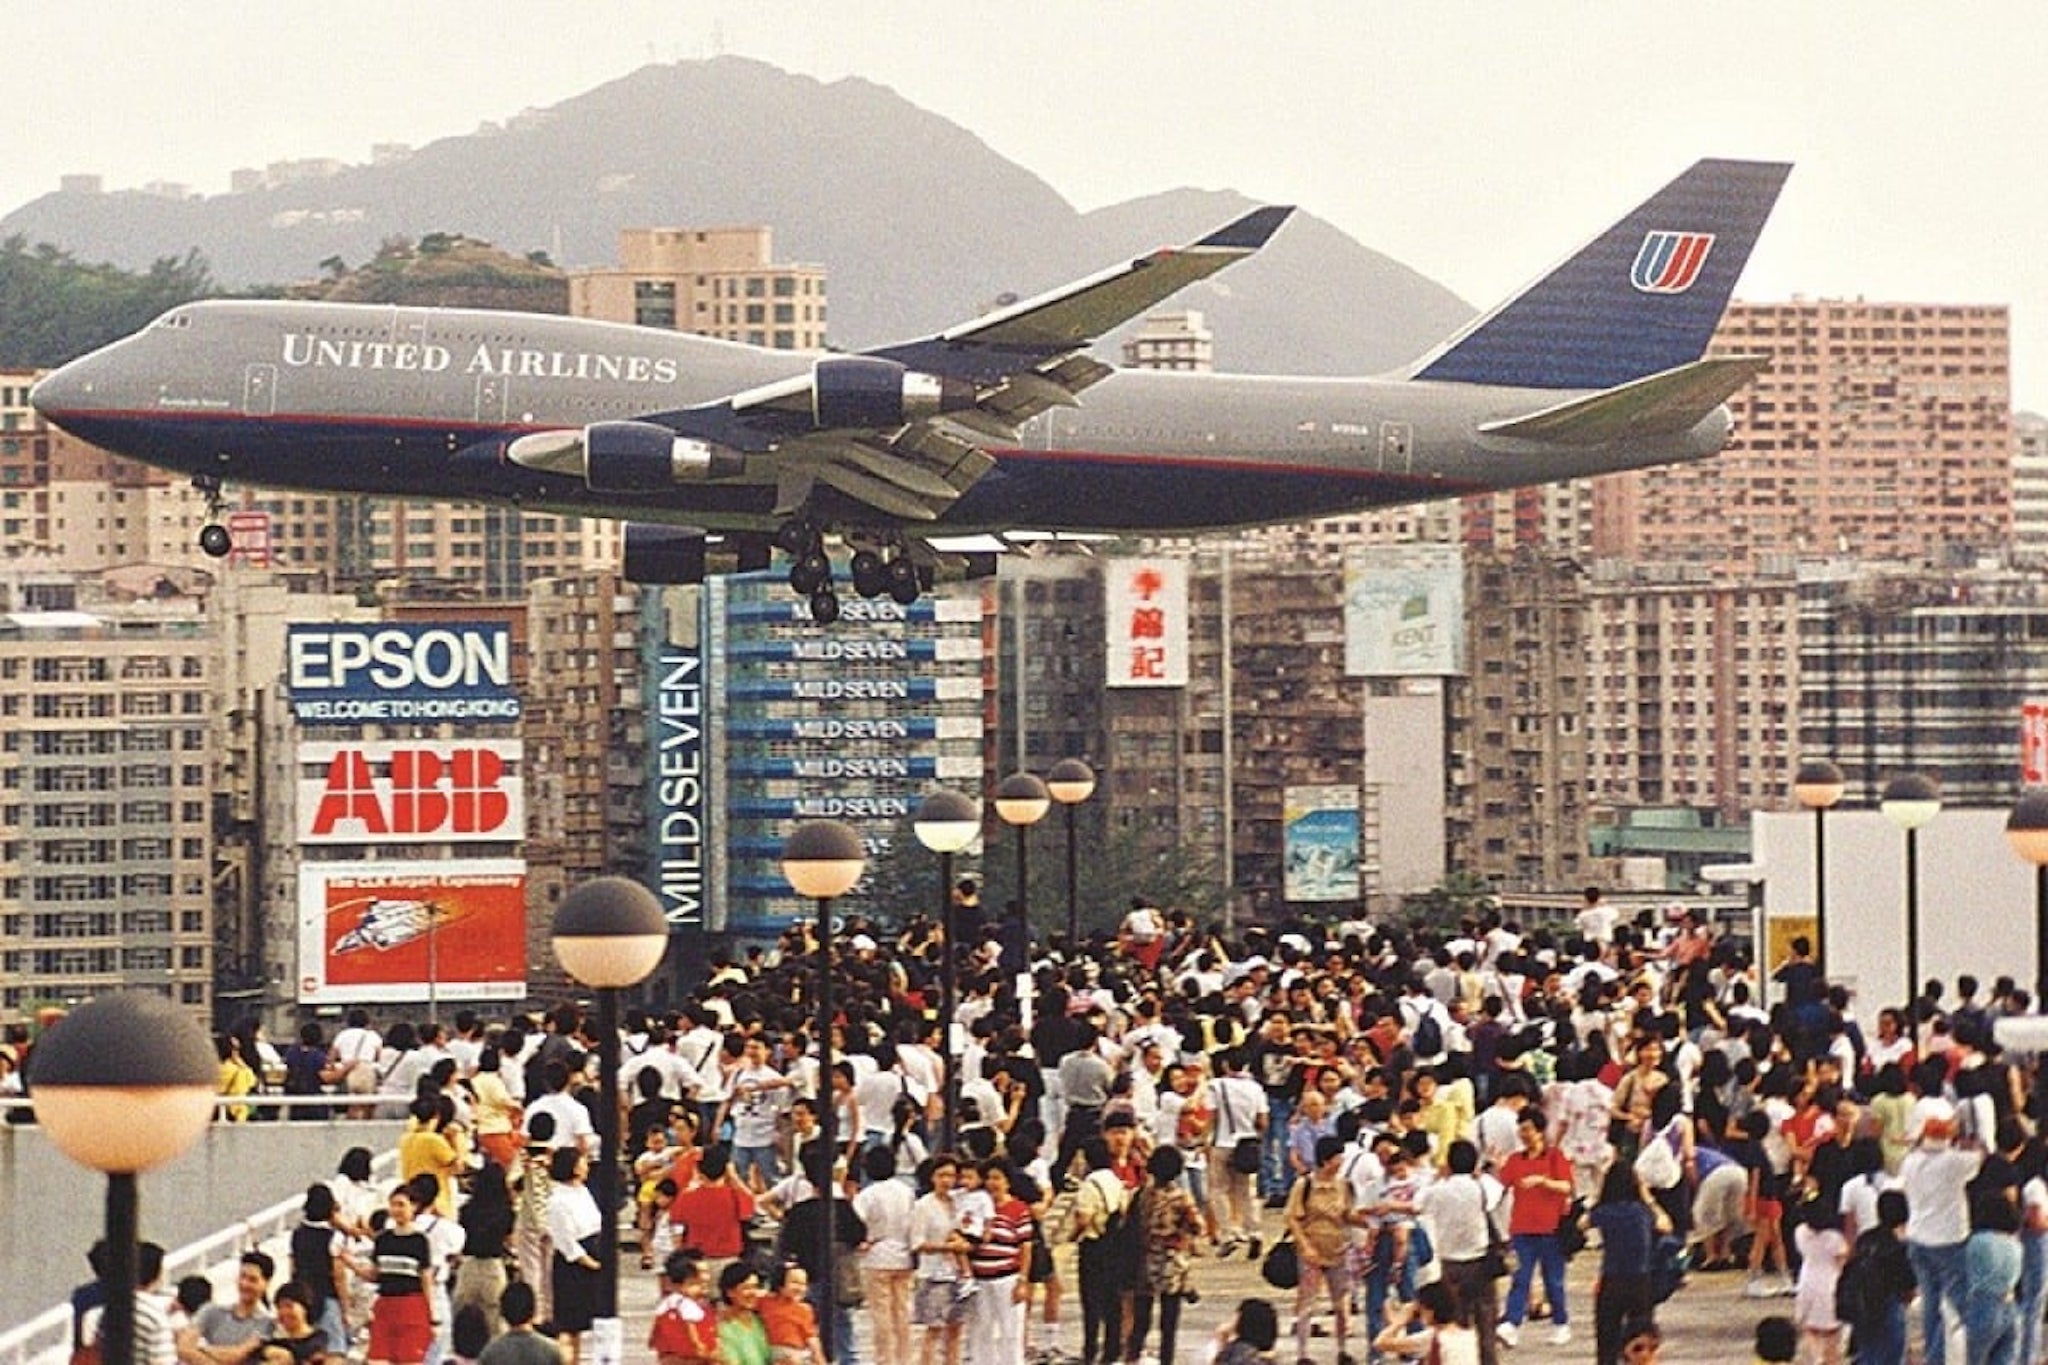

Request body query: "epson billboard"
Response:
[287, 624, 521, 723]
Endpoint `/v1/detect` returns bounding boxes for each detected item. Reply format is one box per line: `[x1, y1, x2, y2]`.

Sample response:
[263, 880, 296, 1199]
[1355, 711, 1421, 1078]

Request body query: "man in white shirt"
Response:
[1900, 1110, 1983, 1365]
[1575, 886, 1618, 952]
[523, 1058, 598, 1153]
[1208, 1054, 1266, 1256]
[328, 1009, 383, 1117]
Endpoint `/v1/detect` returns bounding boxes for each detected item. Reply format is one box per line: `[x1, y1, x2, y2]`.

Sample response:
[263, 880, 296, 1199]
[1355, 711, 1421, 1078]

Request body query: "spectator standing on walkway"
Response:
[1250, 1012, 1300, 1204]
[469, 1045, 523, 1170]
[288, 1185, 351, 1354]
[1130, 1144, 1203, 1365]
[543, 1149, 601, 1365]
[1900, 1107, 1982, 1365]
[1208, 1051, 1265, 1256]
[852, 1145, 915, 1365]
[1962, 1187, 2023, 1365]
[477, 1283, 561, 1365]
[452, 1162, 514, 1339]
[1585, 1162, 1670, 1365]
[1423, 1138, 1504, 1365]
[1287, 1133, 1362, 1365]
[330, 1009, 383, 1119]
[368, 1187, 436, 1365]
[1496, 1110, 1573, 1348]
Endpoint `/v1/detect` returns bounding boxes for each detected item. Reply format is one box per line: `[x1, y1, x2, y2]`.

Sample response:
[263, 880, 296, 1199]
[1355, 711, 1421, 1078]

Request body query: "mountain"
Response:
[0, 57, 1471, 374]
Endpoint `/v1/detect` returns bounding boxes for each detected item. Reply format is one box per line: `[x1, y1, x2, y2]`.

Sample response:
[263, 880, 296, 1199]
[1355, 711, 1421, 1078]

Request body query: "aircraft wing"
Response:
[523, 206, 1292, 525]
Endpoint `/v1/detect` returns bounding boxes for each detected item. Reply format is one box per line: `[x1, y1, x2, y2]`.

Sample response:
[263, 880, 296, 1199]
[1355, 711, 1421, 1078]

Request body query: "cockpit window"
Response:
[151, 311, 194, 330]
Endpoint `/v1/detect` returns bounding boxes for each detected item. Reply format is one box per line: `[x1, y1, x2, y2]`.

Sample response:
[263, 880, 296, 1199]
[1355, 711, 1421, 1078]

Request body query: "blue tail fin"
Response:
[1411, 159, 1791, 391]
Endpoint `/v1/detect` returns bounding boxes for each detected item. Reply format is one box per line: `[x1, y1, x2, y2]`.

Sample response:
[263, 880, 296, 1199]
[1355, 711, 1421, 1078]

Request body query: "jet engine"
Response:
[579, 421, 746, 494]
[811, 356, 975, 429]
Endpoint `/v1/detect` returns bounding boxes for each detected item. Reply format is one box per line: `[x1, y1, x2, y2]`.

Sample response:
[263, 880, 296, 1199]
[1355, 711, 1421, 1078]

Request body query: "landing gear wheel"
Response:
[789, 552, 831, 596]
[198, 523, 232, 558]
[774, 519, 820, 556]
[886, 557, 921, 606]
[850, 550, 889, 599]
[809, 590, 841, 625]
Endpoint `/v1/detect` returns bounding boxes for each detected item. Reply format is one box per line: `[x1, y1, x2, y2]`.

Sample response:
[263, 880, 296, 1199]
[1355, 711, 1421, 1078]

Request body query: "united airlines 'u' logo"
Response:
[1631, 231, 1716, 294]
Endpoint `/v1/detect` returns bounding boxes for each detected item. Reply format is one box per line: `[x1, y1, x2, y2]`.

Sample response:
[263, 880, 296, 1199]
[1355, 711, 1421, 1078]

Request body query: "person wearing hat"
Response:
[1899, 1102, 1983, 1365]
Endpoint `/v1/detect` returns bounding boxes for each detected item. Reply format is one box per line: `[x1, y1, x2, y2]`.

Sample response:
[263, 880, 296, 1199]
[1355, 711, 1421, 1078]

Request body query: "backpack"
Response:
[1412, 1005, 1444, 1058]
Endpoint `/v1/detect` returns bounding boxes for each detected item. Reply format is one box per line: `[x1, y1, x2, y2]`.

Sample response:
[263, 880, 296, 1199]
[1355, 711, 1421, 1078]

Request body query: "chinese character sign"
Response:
[2025, 702, 2048, 784]
[1104, 558, 1189, 688]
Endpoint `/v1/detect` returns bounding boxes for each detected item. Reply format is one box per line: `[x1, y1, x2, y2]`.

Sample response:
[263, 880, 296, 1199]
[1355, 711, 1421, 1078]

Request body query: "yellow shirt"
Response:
[398, 1122, 466, 1215]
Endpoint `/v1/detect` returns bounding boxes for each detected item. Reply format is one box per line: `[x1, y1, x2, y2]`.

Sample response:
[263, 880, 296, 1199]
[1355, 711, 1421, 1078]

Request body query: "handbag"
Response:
[1633, 1122, 1682, 1191]
[1260, 1235, 1300, 1290]
[1218, 1083, 1261, 1175]
[833, 1250, 866, 1308]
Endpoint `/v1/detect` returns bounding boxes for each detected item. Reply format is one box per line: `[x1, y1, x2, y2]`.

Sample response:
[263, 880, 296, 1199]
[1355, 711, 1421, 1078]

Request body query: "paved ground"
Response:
[610, 1203, 1786, 1364]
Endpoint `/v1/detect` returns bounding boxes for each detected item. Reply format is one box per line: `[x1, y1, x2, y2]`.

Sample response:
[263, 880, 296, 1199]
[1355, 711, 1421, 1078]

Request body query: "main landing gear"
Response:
[775, 518, 928, 623]
[194, 476, 232, 558]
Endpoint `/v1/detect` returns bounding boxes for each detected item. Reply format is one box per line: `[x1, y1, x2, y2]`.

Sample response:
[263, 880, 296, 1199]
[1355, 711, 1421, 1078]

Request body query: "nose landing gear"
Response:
[194, 476, 232, 559]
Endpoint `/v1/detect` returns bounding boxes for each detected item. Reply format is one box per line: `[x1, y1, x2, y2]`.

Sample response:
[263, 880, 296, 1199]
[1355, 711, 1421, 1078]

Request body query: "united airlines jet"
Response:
[31, 160, 1789, 621]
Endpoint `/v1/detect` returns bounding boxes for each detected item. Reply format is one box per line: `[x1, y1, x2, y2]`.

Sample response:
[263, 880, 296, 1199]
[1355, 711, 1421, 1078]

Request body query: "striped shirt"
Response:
[968, 1198, 1034, 1280]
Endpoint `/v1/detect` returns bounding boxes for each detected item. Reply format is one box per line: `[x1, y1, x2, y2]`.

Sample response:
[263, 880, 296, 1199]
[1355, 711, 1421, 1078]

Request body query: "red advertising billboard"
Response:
[296, 741, 524, 845]
[298, 860, 527, 1005]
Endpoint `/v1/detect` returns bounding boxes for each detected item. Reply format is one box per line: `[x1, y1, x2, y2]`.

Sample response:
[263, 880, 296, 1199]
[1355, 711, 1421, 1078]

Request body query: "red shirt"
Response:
[1498, 1146, 1573, 1235]
[760, 1294, 818, 1349]
[968, 1197, 1035, 1279]
[665, 1180, 756, 1258]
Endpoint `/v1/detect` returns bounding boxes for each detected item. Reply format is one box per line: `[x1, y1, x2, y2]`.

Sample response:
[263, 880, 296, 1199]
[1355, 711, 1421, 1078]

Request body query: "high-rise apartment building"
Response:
[1799, 565, 2048, 808]
[1594, 300, 2013, 573]
[1582, 563, 1803, 822]
[0, 599, 216, 1017]
[2014, 412, 2048, 565]
[570, 227, 827, 351]
[1449, 549, 1590, 889]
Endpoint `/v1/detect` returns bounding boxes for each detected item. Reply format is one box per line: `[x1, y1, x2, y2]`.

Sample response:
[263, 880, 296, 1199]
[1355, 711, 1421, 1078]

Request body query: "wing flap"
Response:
[1477, 356, 1770, 445]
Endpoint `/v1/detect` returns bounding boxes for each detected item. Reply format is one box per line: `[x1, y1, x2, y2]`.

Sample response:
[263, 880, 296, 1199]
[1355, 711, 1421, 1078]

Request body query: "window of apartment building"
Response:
[180, 911, 204, 933]
[745, 277, 765, 297]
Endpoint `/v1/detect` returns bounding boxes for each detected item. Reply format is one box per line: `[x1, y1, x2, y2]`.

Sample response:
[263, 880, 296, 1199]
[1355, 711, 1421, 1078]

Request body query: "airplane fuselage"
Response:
[31, 299, 1729, 536]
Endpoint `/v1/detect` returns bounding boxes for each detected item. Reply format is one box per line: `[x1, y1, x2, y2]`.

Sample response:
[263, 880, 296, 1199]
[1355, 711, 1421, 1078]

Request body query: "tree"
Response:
[1398, 871, 1500, 933]
[0, 236, 216, 367]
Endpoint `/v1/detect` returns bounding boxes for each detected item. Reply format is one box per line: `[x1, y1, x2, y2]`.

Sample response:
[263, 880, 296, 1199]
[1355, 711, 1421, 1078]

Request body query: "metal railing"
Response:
[0, 1140, 398, 1365]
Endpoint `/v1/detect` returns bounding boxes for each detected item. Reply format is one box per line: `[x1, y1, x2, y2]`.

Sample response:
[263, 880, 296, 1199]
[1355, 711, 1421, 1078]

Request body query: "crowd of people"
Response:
[60, 881, 2048, 1365]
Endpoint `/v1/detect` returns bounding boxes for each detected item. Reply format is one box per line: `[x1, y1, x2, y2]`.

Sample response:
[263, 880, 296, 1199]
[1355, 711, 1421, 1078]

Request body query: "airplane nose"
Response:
[27, 362, 81, 417]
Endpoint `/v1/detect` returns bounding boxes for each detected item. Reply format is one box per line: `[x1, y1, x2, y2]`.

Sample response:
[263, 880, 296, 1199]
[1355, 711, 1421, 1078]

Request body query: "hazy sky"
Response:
[13, 1, 2046, 405]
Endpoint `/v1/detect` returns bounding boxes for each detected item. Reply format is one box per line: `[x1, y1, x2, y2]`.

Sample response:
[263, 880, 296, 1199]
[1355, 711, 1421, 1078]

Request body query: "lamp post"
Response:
[782, 819, 866, 1364]
[1792, 759, 1846, 979]
[995, 772, 1051, 1032]
[915, 790, 981, 1151]
[551, 877, 669, 1351]
[1881, 773, 1941, 1021]
[1046, 758, 1097, 950]
[30, 992, 216, 1365]
[2006, 789, 2048, 1005]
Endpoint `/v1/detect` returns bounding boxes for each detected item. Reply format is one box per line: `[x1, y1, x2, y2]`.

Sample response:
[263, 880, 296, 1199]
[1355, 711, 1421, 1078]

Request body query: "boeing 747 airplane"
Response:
[31, 159, 1789, 621]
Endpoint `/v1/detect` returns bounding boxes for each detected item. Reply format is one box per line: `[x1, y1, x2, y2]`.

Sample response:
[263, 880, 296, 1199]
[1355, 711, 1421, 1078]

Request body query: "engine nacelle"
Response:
[622, 524, 708, 585]
[812, 355, 975, 429]
[584, 421, 746, 495]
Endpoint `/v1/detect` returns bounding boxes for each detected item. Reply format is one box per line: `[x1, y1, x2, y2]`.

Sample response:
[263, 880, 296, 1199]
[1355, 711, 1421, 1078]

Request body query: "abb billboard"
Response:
[297, 741, 524, 845]
[298, 859, 527, 1005]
